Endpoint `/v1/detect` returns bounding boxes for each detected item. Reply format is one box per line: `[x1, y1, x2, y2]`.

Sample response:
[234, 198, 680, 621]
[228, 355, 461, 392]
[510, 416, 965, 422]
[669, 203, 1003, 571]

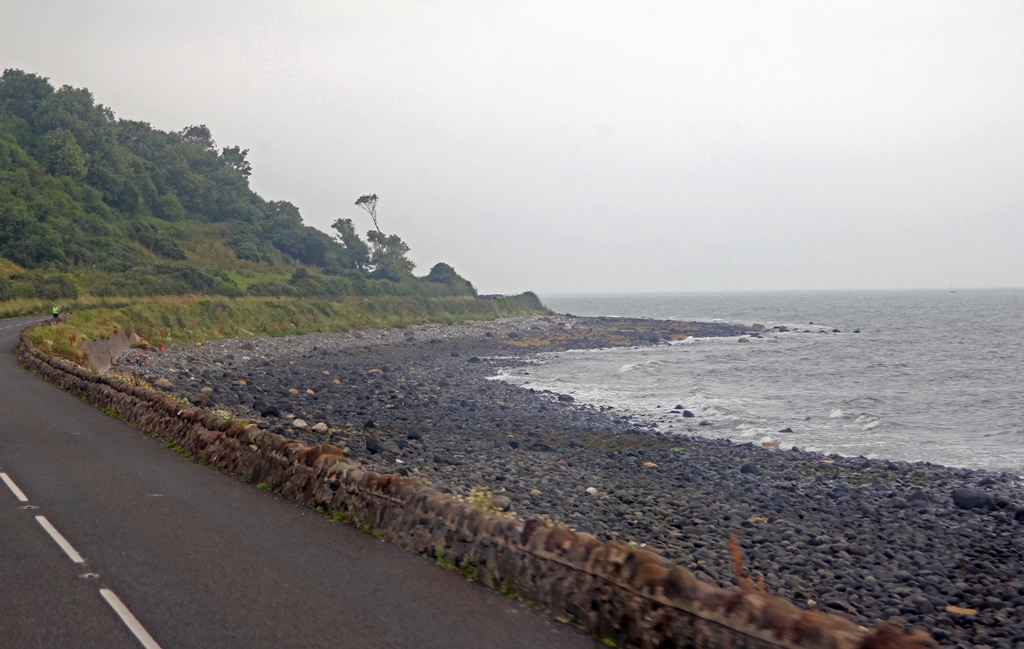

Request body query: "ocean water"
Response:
[494, 289, 1024, 475]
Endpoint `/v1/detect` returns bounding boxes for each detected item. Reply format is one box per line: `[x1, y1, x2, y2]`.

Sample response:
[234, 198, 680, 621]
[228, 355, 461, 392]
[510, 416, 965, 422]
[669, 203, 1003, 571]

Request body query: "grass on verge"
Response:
[21, 293, 548, 366]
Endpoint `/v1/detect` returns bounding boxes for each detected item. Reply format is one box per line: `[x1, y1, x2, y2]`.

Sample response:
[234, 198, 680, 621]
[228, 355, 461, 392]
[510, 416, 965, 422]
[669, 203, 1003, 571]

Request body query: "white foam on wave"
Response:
[829, 408, 846, 418]
[618, 359, 666, 373]
[668, 336, 706, 346]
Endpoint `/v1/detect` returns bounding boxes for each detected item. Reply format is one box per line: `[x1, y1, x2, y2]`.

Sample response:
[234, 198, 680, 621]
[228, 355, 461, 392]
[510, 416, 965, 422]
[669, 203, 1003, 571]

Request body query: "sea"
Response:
[492, 289, 1024, 476]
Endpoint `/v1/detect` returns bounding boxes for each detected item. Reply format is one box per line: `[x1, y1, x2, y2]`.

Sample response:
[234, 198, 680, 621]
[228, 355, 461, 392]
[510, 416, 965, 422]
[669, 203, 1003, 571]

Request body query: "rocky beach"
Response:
[117, 315, 1024, 648]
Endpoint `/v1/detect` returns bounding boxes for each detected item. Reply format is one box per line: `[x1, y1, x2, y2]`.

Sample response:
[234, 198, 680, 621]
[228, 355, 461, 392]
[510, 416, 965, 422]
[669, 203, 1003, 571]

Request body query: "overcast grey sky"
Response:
[2, 1, 1022, 294]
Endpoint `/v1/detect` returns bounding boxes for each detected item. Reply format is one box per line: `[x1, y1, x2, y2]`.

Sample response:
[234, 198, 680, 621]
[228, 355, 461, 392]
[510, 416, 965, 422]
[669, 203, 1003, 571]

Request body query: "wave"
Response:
[617, 359, 668, 373]
[826, 408, 886, 431]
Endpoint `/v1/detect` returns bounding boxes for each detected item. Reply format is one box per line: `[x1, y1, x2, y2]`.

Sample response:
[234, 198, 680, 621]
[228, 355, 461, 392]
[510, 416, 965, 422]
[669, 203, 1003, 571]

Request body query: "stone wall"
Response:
[18, 332, 938, 649]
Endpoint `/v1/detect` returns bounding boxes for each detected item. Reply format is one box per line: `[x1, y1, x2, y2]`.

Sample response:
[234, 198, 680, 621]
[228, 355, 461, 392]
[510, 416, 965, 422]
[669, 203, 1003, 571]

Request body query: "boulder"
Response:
[952, 488, 995, 510]
[311, 422, 329, 435]
[153, 378, 174, 390]
[365, 436, 387, 454]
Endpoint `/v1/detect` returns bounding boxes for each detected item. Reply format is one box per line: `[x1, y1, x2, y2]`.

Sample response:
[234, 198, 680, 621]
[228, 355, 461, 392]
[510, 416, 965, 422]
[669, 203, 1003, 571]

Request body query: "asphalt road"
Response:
[0, 315, 597, 649]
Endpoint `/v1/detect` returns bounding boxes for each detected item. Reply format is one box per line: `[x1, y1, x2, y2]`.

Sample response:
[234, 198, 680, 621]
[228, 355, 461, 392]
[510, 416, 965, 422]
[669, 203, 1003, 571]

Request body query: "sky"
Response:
[2, 1, 1022, 295]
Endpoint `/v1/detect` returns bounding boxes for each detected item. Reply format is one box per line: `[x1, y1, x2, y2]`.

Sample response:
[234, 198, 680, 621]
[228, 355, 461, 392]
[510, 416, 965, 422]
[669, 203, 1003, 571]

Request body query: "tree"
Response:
[354, 193, 380, 232]
[179, 124, 216, 150]
[426, 262, 477, 296]
[41, 128, 87, 180]
[366, 230, 414, 280]
[0, 69, 54, 122]
[220, 145, 251, 177]
[330, 217, 370, 270]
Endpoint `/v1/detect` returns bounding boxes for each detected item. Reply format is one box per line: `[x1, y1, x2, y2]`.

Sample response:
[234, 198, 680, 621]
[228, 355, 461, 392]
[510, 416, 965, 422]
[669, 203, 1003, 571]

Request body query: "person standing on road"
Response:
[52, 305, 59, 320]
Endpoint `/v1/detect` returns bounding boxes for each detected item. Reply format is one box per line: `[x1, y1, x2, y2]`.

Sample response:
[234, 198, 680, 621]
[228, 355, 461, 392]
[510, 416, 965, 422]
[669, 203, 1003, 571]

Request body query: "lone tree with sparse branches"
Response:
[355, 194, 380, 232]
[352, 193, 415, 281]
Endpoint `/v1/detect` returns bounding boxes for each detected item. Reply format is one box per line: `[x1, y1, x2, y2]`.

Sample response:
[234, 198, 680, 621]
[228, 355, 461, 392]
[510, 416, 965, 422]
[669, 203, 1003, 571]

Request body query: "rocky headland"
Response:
[116, 315, 1024, 648]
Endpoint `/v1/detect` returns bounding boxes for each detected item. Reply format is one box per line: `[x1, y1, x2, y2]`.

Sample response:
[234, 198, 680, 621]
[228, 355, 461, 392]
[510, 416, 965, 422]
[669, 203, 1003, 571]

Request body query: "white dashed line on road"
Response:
[100, 589, 164, 649]
[35, 515, 85, 564]
[0, 472, 29, 502]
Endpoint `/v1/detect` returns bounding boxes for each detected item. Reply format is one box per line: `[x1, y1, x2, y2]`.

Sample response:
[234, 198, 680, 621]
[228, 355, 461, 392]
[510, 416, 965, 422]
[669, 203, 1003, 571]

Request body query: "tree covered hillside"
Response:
[0, 69, 476, 301]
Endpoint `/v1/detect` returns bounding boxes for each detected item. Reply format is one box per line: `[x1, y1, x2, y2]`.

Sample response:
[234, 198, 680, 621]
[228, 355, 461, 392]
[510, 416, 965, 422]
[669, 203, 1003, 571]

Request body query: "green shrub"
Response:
[0, 269, 79, 300]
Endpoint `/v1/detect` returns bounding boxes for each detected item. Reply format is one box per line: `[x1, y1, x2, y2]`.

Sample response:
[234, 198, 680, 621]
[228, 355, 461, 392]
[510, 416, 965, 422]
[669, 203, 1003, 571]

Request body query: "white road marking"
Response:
[35, 516, 85, 564]
[100, 589, 163, 649]
[0, 472, 29, 502]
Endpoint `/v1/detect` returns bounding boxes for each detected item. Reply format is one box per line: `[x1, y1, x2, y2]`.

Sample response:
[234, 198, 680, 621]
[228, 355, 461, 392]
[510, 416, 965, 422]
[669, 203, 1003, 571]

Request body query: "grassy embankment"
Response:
[20, 293, 549, 367]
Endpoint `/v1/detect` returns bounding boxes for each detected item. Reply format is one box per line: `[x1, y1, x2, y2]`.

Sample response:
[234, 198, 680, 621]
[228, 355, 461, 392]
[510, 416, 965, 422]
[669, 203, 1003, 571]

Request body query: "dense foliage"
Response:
[0, 69, 476, 300]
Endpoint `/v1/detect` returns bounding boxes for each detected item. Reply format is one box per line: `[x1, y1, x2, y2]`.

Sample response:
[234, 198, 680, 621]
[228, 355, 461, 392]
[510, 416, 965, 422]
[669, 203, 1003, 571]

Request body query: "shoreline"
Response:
[119, 315, 1024, 647]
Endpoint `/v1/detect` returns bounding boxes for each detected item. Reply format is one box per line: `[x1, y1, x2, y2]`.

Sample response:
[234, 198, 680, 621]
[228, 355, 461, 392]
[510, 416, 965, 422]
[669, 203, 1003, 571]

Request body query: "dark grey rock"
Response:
[952, 488, 996, 510]
[907, 488, 929, 503]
